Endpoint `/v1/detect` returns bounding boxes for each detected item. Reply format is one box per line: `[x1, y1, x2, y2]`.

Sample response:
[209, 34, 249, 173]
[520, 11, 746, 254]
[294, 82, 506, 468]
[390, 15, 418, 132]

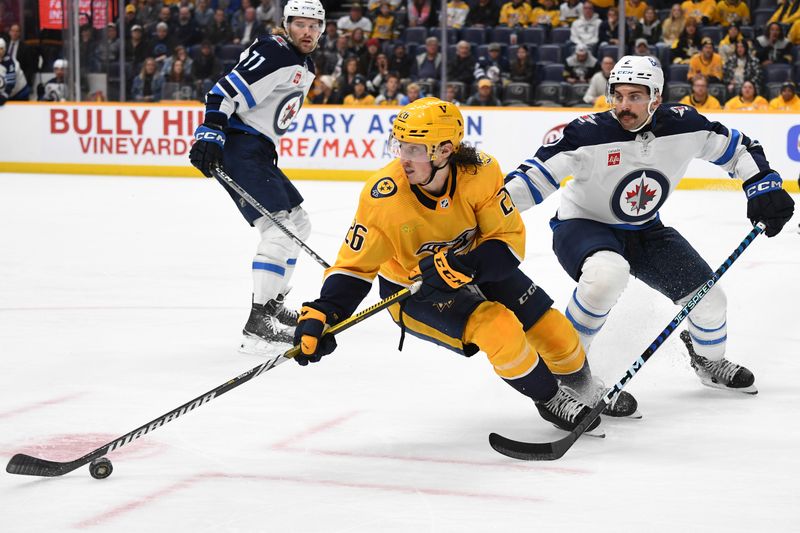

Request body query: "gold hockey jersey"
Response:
[325, 152, 525, 287]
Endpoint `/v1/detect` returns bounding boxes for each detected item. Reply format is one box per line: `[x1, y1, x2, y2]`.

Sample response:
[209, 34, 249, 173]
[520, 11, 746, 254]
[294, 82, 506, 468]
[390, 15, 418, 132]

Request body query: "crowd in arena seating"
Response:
[1, 0, 800, 110]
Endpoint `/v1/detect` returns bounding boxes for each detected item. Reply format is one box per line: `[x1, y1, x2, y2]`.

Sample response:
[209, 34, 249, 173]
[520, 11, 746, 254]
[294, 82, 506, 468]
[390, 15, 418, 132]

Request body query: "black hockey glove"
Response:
[293, 302, 338, 366]
[412, 249, 476, 304]
[189, 112, 227, 177]
[743, 173, 795, 237]
[0, 93, 7, 107]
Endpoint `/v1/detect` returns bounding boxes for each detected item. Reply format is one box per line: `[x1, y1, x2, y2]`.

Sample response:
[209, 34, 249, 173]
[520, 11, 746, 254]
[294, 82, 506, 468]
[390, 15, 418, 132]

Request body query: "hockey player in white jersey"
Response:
[505, 55, 794, 397]
[189, 0, 325, 356]
[0, 38, 30, 104]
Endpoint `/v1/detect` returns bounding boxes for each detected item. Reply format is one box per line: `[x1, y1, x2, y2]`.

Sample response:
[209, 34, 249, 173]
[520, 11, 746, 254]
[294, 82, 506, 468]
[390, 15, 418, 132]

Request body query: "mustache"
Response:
[618, 111, 638, 119]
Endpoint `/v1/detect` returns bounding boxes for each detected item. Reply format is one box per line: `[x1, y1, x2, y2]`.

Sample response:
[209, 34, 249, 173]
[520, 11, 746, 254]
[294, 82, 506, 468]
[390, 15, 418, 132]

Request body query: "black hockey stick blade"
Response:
[489, 401, 606, 461]
[6, 454, 77, 477]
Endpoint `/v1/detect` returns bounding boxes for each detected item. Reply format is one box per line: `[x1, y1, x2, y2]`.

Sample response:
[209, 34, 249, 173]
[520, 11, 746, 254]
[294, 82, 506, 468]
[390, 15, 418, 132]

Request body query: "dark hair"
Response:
[450, 143, 483, 174]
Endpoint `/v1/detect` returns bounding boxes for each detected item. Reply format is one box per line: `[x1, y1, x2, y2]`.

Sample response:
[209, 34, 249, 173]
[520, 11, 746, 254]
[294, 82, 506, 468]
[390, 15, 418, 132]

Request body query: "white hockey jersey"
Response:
[204, 34, 315, 143]
[0, 54, 28, 100]
[505, 104, 773, 228]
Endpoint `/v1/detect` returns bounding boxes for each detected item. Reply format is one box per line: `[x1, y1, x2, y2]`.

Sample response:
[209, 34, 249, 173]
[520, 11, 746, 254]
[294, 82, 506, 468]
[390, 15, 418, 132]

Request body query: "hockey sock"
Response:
[526, 308, 586, 375]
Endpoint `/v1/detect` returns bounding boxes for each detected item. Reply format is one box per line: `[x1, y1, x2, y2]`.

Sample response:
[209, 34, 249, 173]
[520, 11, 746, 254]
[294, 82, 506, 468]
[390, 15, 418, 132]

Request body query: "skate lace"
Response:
[705, 358, 741, 384]
[546, 387, 586, 423]
[276, 306, 299, 323]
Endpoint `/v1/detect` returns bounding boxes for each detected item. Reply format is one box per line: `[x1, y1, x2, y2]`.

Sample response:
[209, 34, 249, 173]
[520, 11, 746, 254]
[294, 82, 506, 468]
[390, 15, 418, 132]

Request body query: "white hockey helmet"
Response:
[606, 55, 664, 131]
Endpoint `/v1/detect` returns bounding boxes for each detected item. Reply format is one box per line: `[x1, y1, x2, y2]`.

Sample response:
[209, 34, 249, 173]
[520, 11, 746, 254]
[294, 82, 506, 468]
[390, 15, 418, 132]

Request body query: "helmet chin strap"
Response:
[420, 159, 449, 187]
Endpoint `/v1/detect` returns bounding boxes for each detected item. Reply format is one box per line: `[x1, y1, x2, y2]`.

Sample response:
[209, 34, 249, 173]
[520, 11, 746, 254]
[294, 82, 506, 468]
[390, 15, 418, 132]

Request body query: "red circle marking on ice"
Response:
[14, 433, 166, 461]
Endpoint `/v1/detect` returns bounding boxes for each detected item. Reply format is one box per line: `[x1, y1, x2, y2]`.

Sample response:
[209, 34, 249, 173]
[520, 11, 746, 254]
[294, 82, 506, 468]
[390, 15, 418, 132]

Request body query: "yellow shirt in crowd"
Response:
[343, 94, 376, 106]
[716, 0, 750, 27]
[681, 0, 718, 23]
[723, 95, 769, 111]
[500, 1, 534, 27]
[769, 94, 800, 112]
[625, 0, 649, 21]
[688, 52, 724, 81]
[529, 7, 561, 27]
[680, 93, 722, 110]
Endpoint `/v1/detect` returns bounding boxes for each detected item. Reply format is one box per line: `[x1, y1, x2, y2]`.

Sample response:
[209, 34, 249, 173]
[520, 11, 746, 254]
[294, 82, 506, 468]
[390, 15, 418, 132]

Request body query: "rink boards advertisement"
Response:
[1, 101, 798, 191]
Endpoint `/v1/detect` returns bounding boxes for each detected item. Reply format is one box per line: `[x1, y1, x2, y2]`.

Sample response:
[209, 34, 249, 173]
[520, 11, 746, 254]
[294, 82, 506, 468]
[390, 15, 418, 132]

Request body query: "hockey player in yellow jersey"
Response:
[293, 98, 637, 436]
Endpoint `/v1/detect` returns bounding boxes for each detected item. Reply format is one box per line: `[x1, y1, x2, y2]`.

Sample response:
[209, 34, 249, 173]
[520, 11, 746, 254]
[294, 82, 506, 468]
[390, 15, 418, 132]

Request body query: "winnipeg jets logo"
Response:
[625, 177, 658, 214]
[671, 105, 689, 117]
[274, 91, 305, 134]
[610, 169, 670, 223]
[542, 124, 566, 146]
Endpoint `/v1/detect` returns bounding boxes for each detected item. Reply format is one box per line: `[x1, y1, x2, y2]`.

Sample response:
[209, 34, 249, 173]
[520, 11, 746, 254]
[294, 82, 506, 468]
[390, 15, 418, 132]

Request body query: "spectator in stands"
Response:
[681, 0, 718, 25]
[564, 43, 598, 83]
[466, 78, 501, 106]
[790, 18, 800, 44]
[718, 22, 743, 63]
[671, 16, 700, 63]
[768, 81, 800, 111]
[641, 7, 662, 45]
[231, 0, 252, 33]
[39, 59, 67, 101]
[255, 0, 278, 27]
[79, 24, 96, 78]
[131, 57, 164, 102]
[500, 0, 533, 27]
[194, 0, 214, 29]
[320, 21, 339, 53]
[592, 93, 612, 108]
[448, 40, 477, 86]
[137, 0, 160, 29]
[163, 58, 195, 99]
[413, 36, 441, 81]
[598, 6, 621, 46]
[369, 53, 393, 92]
[406, 81, 423, 102]
[625, 0, 648, 21]
[359, 38, 382, 77]
[372, 1, 398, 41]
[768, 0, 800, 26]
[571, 2, 602, 49]
[530, 0, 562, 29]
[175, 6, 202, 47]
[150, 22, 174, 68]
[755, 22, 792, 66]
[723, 40, 761, 96]
[148, 6, 173, 37]
[375, 72, 409, 105]
[390, 42, 414, 80]
[679, 73, 722, 109]
[343, 74, 376, 105]
[723, 79, 768, 110]
[162, 44, 192, 77]
[336, 56, 361, 100]
[408, 0, 434, 28]
[688, 36, 723, 82]
[632, 38, 655, 60]
[717, 0, 749, 27]
[192, 40, 221, 87]
[5, 23, 37, 88]
[476, 42, 511, 85]
[234, 7, 263, 47]
[447, 0, 471, 29]
[311, 75, 337, 104]
[625, 12, 645, 48]
[509, 44, 536, 85]
[339, 4, 373, 35]
[583, 54, 614, 103]
[661, 3, 686, 45]
[206, 9, 233, 45]
[466, 0, 500, 27]
[127, 24, 149, 71]
[560, 0, 583, 27]
[124, 4, 138, 34]
[349, 27, 369, 58]
[92, 23, 121, 72]
[444, 83, 462, 105]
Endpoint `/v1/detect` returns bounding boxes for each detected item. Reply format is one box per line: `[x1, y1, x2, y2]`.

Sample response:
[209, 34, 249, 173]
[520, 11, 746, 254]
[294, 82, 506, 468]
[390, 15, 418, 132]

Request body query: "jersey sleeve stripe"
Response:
[217, 77, 238, 97]
[227, 70, 256, 108]
[210, 84, 226, 98]
[710, 128, 740, 165]
[252, 261, 286, 276]
[526, 158, 560, 189]
[506, 169, 543, 204]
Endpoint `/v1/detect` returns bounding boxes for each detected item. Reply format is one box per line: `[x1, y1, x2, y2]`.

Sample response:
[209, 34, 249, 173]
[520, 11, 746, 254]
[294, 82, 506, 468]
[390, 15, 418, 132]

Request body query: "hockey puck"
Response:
[89, 457, 113, 479]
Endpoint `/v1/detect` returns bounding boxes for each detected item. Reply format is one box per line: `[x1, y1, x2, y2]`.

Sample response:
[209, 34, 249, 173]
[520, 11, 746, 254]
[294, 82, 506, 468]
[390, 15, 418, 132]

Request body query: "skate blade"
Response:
[552, 423, 606, 438]
[698, 378, 758, 395]
[603, 409, 643, 420]
[239, 335, 292, 357]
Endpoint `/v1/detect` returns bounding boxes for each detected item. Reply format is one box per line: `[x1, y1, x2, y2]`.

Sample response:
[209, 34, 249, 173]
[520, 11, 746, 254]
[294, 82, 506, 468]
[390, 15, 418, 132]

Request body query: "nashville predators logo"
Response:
[371, 177, 397, 198]
[433, 299, 454, 312]
[416, 227, 477, 256]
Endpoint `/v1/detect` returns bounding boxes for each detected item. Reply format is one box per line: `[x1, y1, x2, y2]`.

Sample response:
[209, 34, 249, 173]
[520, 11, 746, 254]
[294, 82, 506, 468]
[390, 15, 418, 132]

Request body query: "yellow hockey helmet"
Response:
[390, 97, 464, 161]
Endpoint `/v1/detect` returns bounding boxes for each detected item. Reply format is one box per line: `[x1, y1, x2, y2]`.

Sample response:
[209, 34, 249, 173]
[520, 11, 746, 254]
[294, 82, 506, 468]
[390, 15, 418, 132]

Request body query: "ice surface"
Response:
[1, 173, 798, 532]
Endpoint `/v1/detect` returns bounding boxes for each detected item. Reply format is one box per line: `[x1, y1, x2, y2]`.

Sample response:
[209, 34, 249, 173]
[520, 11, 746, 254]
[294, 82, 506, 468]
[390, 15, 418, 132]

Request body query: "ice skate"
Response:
[680, 330, 757, 394]
[558, 362, 641, 419]
[535, 386, 604, 437]
[239, 300, 295, 357]
[266, 293, 299, 328]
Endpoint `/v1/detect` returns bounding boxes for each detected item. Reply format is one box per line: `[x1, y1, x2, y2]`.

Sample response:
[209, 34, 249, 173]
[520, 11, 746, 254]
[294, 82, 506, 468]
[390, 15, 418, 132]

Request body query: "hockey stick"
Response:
[6, 283, 420, 477]
[489, 222, 767, 461]
[211, 165, 331, 269]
